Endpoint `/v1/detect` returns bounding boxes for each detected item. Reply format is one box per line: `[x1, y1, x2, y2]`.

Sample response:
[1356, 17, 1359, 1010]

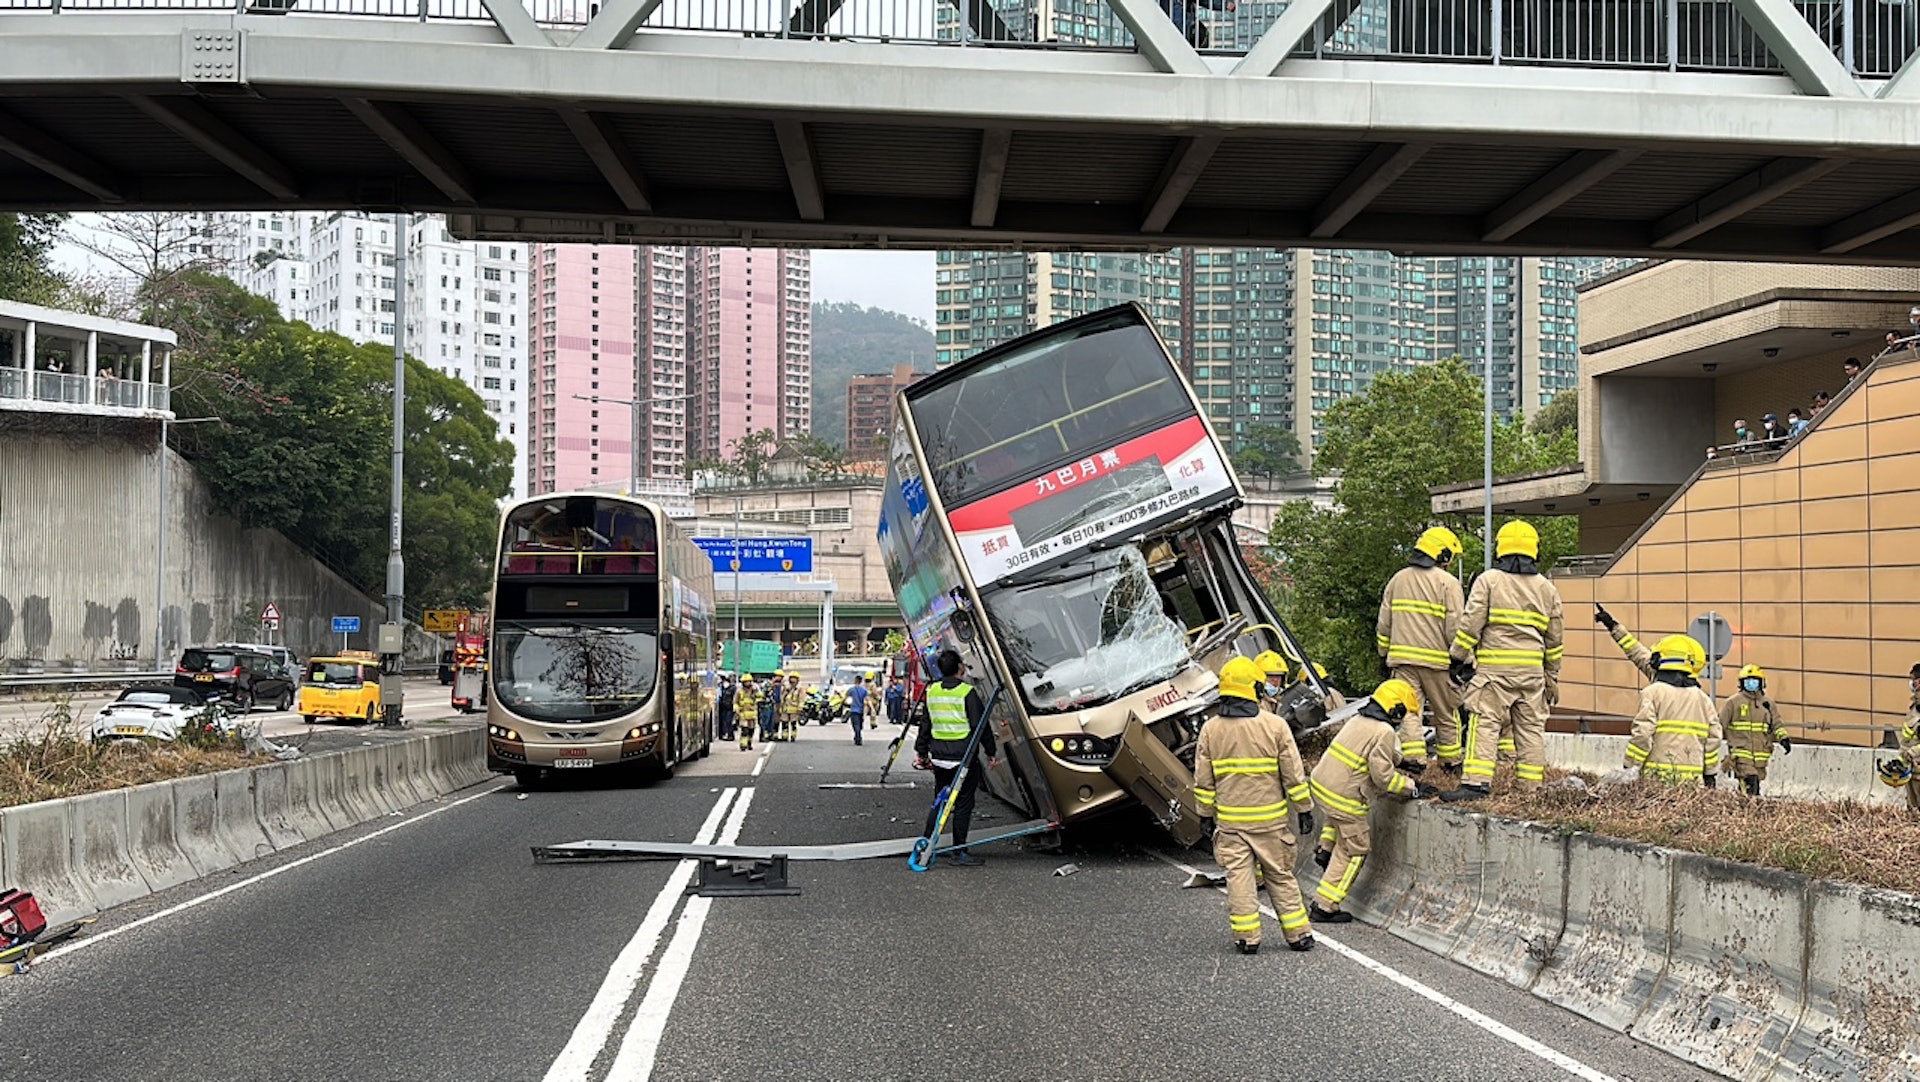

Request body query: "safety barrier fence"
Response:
[1307, 799, 1920, 1081]
[0, 369, 170, 413]
[0, 0, 1913, 78]
[0, 727, 490, 929]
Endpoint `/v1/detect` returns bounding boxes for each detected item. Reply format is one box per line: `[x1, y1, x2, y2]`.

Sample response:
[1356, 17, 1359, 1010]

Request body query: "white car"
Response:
[90, 685, 235, 743]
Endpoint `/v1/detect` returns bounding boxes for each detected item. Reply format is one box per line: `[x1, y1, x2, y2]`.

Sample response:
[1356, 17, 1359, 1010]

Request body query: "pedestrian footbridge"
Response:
[6, 0, 1920, 259]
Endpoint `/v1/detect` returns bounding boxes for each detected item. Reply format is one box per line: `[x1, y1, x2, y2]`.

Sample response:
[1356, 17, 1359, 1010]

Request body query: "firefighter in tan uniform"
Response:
[1624, 634, 1723, 785]
[1444, 520, 1564, 801]
[1194, 656, 1316, 955]
[735, 676, 759, 751]
[778, 673, 806, 742]
[1879, 663, 1920, 812]
[1377, 526, 1466, 773]
[1306, 679, 1424, 924]
[1720, 665, 1790, 796]
[1251, 652, 1317, 808]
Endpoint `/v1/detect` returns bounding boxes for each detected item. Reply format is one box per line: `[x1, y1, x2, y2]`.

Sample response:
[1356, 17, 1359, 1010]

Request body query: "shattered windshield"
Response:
[492, 622, 659, 723]
[982, 544, 1191, 714]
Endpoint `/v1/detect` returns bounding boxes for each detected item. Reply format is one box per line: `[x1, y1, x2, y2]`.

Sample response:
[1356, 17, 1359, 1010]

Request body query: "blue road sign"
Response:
[332, 616, 362, 634]
[692, 537, 814, 573]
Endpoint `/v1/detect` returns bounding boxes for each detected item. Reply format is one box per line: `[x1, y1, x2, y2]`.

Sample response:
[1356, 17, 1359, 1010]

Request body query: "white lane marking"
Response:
[604, 786, 756, 1081]
[749, 748, 768, 777]
[1150, 853, 1620, 1082]
[542, 788, 738, 1082]
[43, 781, 511, 963]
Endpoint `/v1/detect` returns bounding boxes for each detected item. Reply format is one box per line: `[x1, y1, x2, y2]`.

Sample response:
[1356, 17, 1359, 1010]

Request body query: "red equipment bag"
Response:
[0, 888, 48, 945]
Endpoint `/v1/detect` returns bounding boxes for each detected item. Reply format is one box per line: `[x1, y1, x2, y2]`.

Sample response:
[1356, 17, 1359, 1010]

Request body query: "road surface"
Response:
[0, 718, 1715, 1081]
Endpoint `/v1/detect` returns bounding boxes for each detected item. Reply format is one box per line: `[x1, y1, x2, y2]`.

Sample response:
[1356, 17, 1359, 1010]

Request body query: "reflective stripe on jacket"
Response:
[1626, 680, 1722, 783]
[1376, 564, 1464, 670]
[1609, 622, 1655, 682]
[1452, 568, 1564, 676]
[1194, 700, 1311, 832]
[1307, 715, 1414, 820]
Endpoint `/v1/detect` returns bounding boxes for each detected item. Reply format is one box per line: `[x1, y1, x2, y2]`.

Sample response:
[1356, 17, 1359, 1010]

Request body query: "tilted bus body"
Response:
[877, 304, 1327, 843]
[485, 493, 716, 783]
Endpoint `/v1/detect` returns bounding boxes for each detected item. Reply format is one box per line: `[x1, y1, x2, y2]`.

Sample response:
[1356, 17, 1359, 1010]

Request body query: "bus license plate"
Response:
[553, 757, 594, 768]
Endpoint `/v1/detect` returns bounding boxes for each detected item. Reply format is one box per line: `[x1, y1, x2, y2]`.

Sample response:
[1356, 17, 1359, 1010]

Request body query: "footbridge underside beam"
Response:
[3, 18, 1920, 262]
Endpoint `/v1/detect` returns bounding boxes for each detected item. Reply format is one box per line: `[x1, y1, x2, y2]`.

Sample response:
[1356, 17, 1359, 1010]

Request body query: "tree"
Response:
[787, 432, 850, 480]
[1267, 359, 1581, 692]
[0, 213, 69, 306]
[68, 212, 240, 323]
[1231, 423, 1303, 485]
[1530, 392, 1577, 439]
[156, 273, 511, 606]
[726, 429, 778, 485]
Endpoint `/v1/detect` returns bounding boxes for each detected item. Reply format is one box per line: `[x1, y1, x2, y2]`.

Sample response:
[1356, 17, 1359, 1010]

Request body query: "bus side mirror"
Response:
[952, 609, 977, 645]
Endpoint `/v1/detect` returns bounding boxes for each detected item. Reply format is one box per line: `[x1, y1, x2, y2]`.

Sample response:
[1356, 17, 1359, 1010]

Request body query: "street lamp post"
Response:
[570, 391, 695, 494]
[154, 415, 224, 667]
[383, 213, 408, 728]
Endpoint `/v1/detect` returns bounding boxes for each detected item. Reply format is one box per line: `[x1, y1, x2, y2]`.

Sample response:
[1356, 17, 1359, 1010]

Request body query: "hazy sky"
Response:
[810, 250, 936, 326]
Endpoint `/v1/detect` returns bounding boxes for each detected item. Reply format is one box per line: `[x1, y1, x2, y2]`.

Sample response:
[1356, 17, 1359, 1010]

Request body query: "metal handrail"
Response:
[3, 0, 1913, 79]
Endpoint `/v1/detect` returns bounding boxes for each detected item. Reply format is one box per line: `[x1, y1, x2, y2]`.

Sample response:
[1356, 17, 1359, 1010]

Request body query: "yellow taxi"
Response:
[298, 652, 383, 725]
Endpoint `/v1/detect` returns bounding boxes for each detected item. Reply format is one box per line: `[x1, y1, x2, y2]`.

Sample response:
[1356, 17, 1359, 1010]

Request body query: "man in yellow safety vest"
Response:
[914, 649, 997, 867]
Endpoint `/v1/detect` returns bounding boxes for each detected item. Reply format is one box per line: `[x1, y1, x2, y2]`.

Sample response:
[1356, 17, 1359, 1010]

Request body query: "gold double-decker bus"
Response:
[877, 304, 1326, 842]
[486, 493, 716, 785]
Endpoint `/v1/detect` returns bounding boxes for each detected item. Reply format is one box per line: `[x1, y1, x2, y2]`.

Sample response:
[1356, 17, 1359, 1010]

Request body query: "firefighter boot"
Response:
[1236, 940, 1259, 956]
[1742, 776, 1761, 797]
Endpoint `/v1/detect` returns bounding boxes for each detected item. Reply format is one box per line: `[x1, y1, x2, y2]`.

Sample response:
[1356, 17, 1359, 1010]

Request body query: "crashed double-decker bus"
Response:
[876, 304, 1327, 843]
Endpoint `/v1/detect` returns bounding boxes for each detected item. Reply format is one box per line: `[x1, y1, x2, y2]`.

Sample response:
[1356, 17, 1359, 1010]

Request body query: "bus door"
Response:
[1107, 711, 1209, 846]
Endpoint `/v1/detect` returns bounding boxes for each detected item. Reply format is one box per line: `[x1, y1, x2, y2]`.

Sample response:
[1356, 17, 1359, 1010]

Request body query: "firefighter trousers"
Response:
[1908, 779, 1920, 814]
[1312, 812, 1371, 913]
[1462, 675, 1547, 790]
[1214, 828, 1310, 946]
[1392, 664, 1457, 767]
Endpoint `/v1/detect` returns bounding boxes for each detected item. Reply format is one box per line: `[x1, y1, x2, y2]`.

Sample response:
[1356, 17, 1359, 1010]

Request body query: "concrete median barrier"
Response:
[67, 790, 147, 911]
[1632, 853, 1809, 1080]
[1328, 800, 1417, 927]
[309, 752, 354, 829]
[0, 798, 95, 929]
[1778, 881, 1920, 1081]
[422, 732, 457, 795]
[281, 758, 336, 839]
[251, 764, 307, 851]
[215, 770, 275, 863]
[392, 738, 429, 806]
[1544, 733, 1900, 806]
[124, 780, 197, 893]
[336, 747, 386, 824]
[1376, 804, 1486, 958]
[1529, 833, 1674, 1033]
[171, 773, 238, 878]
[1449, 817, 1568, 990]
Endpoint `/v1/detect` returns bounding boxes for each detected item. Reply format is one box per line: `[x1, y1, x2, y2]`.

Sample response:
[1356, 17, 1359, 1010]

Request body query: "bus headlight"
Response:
[489, 725, 521, 742]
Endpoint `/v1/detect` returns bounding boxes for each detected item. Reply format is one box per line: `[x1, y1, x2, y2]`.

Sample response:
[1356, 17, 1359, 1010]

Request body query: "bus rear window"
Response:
[905, 309, 1193, 506]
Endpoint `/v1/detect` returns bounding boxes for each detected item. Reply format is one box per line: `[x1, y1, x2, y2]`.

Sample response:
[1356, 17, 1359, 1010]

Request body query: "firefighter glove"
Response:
[1594, 604, 1617, 631]
[1545, 677, 1560, 708]
[1703, 773, 1718, 790]
[1296, 811, 1315, 836]
[1449, 658, 1477, 688]
[1313, 848, 1331, 869]
[1778, 736, 1793, 755]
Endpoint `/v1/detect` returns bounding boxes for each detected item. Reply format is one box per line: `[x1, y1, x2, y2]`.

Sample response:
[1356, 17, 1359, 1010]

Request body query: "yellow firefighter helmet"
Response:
[1655, 634, 1706, 675]
[1495, 520, 1540, 560]
[1253, 650, 1289, 679]
[1218, 656, 1264, 702]
[1415, 526, 1463, 562]
[1369, 679, 1420, 721]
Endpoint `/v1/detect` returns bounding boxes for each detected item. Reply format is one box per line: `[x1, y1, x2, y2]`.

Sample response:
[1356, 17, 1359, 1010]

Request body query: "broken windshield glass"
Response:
[983, 544, 1191, 714]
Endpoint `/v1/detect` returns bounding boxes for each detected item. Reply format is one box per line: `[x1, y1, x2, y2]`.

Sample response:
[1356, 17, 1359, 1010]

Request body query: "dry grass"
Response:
[1, 698, 261, 808]
[1296, 742, 1920, 896]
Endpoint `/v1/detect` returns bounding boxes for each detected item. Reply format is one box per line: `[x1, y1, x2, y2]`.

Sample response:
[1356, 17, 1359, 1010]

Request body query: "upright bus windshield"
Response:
[492, 622, 658, 723]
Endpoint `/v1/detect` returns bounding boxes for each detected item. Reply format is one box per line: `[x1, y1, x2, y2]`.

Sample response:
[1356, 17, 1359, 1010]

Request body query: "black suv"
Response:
[174, 647, 297, 713]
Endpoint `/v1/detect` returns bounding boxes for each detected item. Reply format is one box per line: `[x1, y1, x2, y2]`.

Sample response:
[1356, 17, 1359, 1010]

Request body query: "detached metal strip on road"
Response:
[1148, 853, 1621, 1082]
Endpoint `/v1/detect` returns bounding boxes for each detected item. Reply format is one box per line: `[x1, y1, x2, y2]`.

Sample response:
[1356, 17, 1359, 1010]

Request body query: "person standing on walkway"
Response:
[717, 676, 737, 742]
[779, 672, 805, 742]
[1719, 664, 1789, 796]
[914, 650, 997, 867]
[759, 674, 781, 744]
[1307, 679, 1425, 924]
[846, 675, 871, 744]
[1377, 526, 1466, 774]
[735, 675, 759, 751]
[1444, 520, 1564, 802]
[1195, 655, 1315, 955]
[1884, 663, 1920, 813]
[885, 675, 907, 728]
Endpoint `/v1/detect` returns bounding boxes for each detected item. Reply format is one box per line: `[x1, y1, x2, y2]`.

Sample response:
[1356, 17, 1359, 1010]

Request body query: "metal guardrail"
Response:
[0, 368, 170, 413]
[0, 0, 1913, 79]
[0, 670, 173, 691]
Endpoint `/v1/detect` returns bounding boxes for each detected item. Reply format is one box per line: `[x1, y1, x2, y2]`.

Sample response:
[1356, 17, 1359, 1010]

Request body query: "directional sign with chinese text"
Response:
[422, 609, 468, 633]
[692, 537, 813, 573]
